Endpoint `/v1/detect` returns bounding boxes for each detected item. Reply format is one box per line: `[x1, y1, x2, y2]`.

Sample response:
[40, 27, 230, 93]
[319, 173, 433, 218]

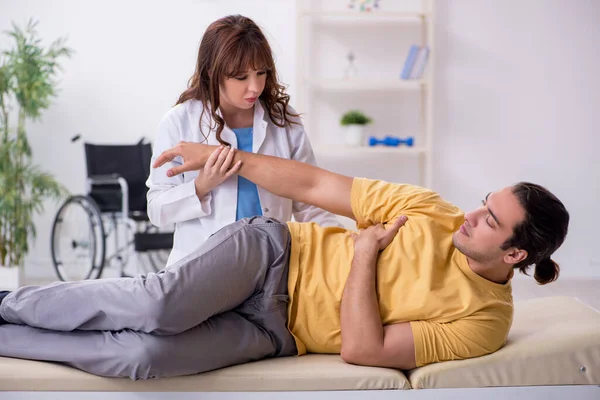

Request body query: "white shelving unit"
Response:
[295, 0, 435, 188]
[301, 11, 427, 22]
[320, 145, 428, 155]
[309, 79, 424, 92]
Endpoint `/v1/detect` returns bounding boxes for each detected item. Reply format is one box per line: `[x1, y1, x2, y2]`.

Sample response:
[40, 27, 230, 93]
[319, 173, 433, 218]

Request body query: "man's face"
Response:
[453, 186, 526, 265]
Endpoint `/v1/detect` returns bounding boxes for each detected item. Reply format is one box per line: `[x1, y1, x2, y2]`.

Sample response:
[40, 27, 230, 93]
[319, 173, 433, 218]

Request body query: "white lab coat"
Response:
[147, 99, 343, 266]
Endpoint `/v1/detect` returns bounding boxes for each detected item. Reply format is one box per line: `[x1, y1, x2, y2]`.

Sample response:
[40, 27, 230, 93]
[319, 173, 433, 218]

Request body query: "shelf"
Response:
[308, 79, 424, 92]
[296, 0, 435, 187]
[313, 145, 426, 156]
[301, 11, 428, 24]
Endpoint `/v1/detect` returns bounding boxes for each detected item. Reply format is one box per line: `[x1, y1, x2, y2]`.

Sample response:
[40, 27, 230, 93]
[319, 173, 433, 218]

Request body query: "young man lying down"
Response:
[0, 143, 569, 380]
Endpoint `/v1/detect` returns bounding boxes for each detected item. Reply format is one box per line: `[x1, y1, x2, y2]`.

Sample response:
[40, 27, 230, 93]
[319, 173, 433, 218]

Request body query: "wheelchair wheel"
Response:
[50, 195, 106, 281]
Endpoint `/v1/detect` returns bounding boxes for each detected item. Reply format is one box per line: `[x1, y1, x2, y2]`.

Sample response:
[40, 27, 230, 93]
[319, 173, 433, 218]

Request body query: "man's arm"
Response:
[340, 218, 417, 370]
[153, 143, 355, 219]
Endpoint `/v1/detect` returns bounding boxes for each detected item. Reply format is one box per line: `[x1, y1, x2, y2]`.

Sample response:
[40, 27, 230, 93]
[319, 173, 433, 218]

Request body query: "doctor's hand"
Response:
[153, 142, 223, 178]
[194, 146, 242, 198]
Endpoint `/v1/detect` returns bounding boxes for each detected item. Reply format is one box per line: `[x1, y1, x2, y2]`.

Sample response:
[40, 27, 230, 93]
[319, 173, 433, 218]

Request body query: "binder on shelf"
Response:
[400, 44, 420, 80]
[400, 45, 430, 80]
[409, 46, 429, 79]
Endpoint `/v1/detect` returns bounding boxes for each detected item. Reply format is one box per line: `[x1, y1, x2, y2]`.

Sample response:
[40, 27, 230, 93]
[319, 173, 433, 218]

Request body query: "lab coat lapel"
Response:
[201, 105, 237, 147]
[252, 101, 268, 153]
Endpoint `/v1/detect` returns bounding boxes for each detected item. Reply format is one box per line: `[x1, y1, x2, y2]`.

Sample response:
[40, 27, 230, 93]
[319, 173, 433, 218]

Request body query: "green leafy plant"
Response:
[0, 19, 72, 267]
[340, 110, 372, 126]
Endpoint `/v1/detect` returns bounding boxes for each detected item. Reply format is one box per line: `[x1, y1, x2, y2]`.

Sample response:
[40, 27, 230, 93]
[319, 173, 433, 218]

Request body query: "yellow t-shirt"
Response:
[286, 178, 513, 367]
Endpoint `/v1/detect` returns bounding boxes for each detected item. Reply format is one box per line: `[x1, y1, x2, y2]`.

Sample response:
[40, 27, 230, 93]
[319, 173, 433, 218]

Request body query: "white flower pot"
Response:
[0, 266, 23, 290]
[343, 124, 365, 147]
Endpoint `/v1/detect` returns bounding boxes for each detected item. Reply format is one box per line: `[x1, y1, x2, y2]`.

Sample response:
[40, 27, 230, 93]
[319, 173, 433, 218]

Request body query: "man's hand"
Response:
[350, 216, 408, 252]
[153, 142, 219, 178]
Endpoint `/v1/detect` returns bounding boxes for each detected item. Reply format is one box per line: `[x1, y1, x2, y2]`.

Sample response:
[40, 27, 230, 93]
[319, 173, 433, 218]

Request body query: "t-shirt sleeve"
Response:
[409, 312, 512, 367]
[350, 178, 461, 228]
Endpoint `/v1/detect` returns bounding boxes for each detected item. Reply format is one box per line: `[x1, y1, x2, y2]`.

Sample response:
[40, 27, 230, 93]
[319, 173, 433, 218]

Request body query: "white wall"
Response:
[0, 0, 598, 279]
[432, 0, 600, 278]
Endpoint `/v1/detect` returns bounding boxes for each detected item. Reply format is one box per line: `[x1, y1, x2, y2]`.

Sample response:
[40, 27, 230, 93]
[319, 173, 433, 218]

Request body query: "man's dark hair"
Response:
[501, 182, 569, 285]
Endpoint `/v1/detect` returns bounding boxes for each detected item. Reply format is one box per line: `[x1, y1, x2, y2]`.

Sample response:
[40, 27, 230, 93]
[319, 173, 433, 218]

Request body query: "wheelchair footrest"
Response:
[134, 232, 174, 252]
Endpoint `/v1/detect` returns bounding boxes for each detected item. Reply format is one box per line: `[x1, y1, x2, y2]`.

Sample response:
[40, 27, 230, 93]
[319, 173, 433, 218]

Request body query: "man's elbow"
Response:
[340, 347, 361, 365]
[340, 345, 416, 370]
[340, 344, 379, 367]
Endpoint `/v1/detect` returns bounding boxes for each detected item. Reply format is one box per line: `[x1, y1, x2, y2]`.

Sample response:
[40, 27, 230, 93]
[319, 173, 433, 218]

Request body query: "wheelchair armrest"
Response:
[88, 174, 123, 186]
[87, 175, 130, 219]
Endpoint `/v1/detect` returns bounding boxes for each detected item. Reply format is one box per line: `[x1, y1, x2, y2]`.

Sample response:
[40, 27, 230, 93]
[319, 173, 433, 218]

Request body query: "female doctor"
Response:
[146, 15, 341, 267]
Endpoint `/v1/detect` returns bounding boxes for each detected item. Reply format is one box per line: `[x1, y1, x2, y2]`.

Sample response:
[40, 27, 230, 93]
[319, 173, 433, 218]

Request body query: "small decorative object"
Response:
[347, 0, 381, 12]
[369, 136, 414, 147]
[344, 51, 358, 79]
[340, 110, 373, 146]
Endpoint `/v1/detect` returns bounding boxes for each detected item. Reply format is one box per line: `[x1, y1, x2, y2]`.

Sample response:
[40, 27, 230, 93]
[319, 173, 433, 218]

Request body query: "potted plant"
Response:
[340, 110, 372, 147]
[0, 19, 72, 289]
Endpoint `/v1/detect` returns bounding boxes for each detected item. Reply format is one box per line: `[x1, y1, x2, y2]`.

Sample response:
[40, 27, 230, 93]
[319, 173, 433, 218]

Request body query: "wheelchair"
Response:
[50, 138, 174, 281]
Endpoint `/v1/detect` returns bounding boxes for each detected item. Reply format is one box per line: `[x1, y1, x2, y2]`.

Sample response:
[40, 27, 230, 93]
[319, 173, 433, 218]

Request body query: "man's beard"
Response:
[452, 232, 499, 264]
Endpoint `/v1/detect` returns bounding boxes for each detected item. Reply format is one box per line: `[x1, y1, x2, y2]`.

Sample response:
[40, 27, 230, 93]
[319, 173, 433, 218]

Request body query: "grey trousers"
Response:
[0, 216, 297, 380]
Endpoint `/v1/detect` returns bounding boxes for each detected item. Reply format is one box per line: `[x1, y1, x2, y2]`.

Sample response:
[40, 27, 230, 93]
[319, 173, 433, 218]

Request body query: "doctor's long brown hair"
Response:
[176, 15, 299, 146]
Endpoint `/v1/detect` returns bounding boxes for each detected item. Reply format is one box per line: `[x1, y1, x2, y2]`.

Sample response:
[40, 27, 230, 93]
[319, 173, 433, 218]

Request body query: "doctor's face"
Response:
[219, 69, 267, 111]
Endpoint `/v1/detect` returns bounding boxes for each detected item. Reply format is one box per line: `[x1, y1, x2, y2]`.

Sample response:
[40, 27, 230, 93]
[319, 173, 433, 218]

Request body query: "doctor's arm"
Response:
[146, 119, 239, 228]
[153, 142, 355, 220]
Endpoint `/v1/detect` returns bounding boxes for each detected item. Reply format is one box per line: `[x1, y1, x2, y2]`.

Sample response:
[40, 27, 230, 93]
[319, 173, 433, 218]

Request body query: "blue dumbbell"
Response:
[368, 136, 414, 147]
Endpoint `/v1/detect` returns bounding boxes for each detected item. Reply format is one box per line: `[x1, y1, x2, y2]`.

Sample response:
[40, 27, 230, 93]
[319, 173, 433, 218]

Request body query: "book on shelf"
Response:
[400, 45, 429, 80]
[400, 44, 419, 79]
